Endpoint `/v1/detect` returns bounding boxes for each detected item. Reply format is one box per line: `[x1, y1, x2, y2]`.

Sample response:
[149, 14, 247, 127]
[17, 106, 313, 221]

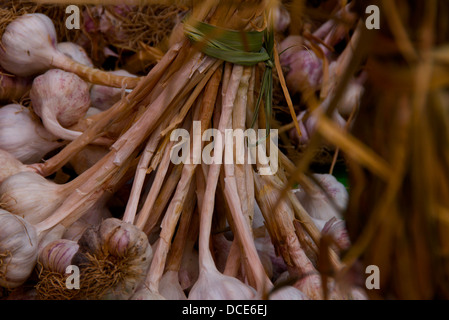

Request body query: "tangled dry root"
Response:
[35, 265, 79, 300]
[76, 252, 142, 300]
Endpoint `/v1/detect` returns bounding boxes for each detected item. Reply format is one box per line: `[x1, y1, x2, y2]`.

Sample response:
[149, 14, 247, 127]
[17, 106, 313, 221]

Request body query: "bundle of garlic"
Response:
[0, 0, 370, 301]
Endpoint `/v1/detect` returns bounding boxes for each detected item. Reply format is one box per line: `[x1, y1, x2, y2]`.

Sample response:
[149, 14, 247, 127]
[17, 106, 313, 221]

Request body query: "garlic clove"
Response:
[71, 218, 153, 300]
[0, 104, 63, 164]
[30, 69, 91, 141]
[0, 13, 58, 77]
[0, 171, 67, 225]
[57, 42, 94, 68]
[0, 209, 38, 289]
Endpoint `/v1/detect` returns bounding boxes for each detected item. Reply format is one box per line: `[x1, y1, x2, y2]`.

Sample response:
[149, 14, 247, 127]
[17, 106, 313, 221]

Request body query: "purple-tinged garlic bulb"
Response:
[0, 104, 63, 164]
[279, 36, 323, 94]
[30, 69, 92, 142]
[0, 209, 38, 289]
[273, 3, 291, 33]
[35, 239, 80, 300]
[71, 218, 153, 300]
[321, 217, 351, 254]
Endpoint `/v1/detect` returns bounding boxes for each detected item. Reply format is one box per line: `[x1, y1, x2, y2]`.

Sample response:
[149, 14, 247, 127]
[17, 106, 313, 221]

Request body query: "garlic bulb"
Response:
[268, 286, 309, 300]
[38, 239, 79, 274]
[294, 173, 348, 221]
[90, 69, 136, 111]
[273, 3, 291, 33]
[35, 239, 80, 300]
[30, 69, 92, 142]
[71, 218, 153, 299]
[321, 217, 351, 254]
[0, 171, 71, 225]
[279, 36, 323, 93]
[57, 42, 94, 68]
[0, 148, 31, 184]
[159, 270, 187, 300]
[0, 104, 63, 164]
[188, 267, 257, 300]
[0, 13, 139, 87]
[0, 209, 38, 289]
[0, 13, 58, 77]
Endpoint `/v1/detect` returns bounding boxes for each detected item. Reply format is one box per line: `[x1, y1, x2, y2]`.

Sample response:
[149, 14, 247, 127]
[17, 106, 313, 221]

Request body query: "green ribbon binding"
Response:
[184, 20, 275, 136]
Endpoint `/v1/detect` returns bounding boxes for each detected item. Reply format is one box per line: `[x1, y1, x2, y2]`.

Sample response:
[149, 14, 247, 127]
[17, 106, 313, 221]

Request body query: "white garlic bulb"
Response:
[159, 270, 187, 300]
[294, 173, 348, 221]
[0, 13, 58, 77]
[30, 69, 91, 142]
[0, 171, 70, 225]
[188, 267, 257, 300]
[0, 209, 38, 289]
[0, 104, 63, 164]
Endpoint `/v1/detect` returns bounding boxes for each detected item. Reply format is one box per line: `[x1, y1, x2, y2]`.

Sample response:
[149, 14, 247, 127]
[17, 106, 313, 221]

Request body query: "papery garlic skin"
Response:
[0, 171, 66, 225]
[294, 174, 348, 221]
[0, 209, 38, 289]
[57, 42, 93, 68]
[30, 69, 91, 141]
[0, 104, 63, 164]
[71, 218, 153, 300]
[0, 13, 58, 77]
